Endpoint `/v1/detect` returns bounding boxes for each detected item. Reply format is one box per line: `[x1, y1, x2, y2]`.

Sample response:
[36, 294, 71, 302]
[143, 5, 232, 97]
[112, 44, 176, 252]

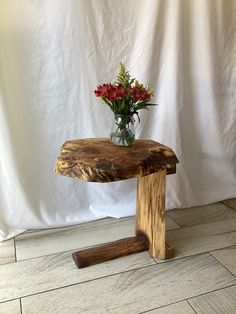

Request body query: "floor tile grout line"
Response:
[1, 205, 234, 307]
[187, 283, 236, 302]
[209, 252, 236, 278]
[187, 299, 198, 313]
[167, 217, 236, 236]
[15, 217, 135, 239]
[13, 237, 17, 262]
[147, 251, 157, 264]
[1, 205, 233, 300]
[221, 201, 236, 211]
[153, 246, 236, 266]
[12, 215, 236, 264]
[1, 241, 235, 270]
[167, 226, 182, 231]
[20, 298, 23, 314]
[136, 283, 236, 314]
[13, 238, 139, 263]
[2, 241, 236, 268]
[13, 204, 235, 242]
[3, 283, 236, 314]
[0, 262, 156, 305]
[0, 251, 234, 306]
[11, 228, 181, 264]
[166, 215, 236, 229]
[0, 297, 25, 306]
[165, 213, 182, 229]
[139, 300, 189, 313]
[14, 202, 236, 239]
[12, 215, 236, 263]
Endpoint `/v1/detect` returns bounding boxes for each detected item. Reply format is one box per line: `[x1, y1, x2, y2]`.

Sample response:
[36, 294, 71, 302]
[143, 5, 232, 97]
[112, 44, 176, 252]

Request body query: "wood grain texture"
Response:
[168, 202, 236, 228]
[0, 250, 154, 303]
[189, 285, 236, 314]
[0, 299, 21, 314]
[0, 239, 15, 265]
[55, 138, 178, 182]
[211, 246, 236, 275]
[222, 198, 236, 210]
[158, 218, 236, 262]
[136, 170, 174, 259]
[72, 236, 148, 268]
[145, 301, 195, 314]
[21, 254, 236, 314]
[15, 217, 134, 261]
[15, 216, 179, 261]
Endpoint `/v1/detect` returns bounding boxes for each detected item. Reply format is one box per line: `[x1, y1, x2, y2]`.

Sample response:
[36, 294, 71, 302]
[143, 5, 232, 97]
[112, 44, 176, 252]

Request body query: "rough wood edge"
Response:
[72, 236, 149, 269]
[55, 138, 178, 182]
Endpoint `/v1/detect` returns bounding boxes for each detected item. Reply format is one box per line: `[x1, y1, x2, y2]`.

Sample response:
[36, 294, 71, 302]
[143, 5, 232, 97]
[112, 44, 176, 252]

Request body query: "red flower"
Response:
[94, 63, 155, 119]
[131, 86, 151, 102]
[95, 83, 152, 103]
[94, 84, 112, 97]
[94, 84, 129, 101]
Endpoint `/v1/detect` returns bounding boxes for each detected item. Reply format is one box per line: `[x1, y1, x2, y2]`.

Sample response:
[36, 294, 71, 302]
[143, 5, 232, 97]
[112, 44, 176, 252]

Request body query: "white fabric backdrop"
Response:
[0, 0, 236, 241]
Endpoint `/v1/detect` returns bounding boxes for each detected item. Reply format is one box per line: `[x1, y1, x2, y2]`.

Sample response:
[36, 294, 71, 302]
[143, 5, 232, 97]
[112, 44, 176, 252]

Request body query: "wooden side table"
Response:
[55, 138, 178, 268]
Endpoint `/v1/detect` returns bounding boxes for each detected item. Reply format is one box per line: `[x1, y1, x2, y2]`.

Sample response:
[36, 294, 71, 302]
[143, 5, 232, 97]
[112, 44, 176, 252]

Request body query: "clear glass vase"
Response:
[110, 114, 135, 146]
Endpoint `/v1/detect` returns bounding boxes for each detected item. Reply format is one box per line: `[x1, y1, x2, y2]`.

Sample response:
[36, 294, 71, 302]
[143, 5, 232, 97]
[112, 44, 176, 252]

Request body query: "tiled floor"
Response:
[0, 200, 235, 314]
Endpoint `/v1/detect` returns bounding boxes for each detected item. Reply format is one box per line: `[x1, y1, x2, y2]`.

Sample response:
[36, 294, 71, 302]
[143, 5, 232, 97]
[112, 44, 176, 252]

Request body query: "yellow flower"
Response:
[135, 80, 143, 88]
[147, 85, 154, 97]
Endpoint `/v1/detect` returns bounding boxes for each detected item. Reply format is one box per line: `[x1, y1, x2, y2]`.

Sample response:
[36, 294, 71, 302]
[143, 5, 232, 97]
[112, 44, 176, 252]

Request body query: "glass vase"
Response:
[110, 114, 135, 146]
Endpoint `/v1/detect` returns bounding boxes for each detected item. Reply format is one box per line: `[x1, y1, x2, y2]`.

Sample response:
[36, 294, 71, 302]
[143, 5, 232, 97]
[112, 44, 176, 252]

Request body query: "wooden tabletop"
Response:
[55, 138, 178, 183]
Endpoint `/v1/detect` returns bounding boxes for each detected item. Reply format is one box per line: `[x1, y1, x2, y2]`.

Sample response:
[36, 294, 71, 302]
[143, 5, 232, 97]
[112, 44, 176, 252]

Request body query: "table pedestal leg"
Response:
[136, 170, 175, 259]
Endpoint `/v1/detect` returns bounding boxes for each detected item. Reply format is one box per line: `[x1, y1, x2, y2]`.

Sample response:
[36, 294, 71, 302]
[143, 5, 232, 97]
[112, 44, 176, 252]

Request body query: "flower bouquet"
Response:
[94, 63, 156, 146]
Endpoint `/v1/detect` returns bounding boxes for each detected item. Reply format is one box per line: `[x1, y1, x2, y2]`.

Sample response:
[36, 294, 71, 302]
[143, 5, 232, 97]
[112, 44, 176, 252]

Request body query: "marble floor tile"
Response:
[222, 198, 236, 210]
[188, 285, 236, 314]
[210, 246, 236, 275]
[21, 254, 236, 314]
[0, 250, 154, 303]
[153, 218, 236, 262]
[143, 301, 195, 313]
[0, 239, 15, 265]
[167, 202, 236, 227]
[15, 216, 179, 261]
[0, 299, 21, 314]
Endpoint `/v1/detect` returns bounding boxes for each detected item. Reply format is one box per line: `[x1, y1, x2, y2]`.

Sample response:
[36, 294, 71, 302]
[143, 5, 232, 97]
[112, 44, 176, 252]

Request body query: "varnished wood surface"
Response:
[14, 216, 179, 262]
[136, 170, 174, 259]
[1, 202, 236, 313]
[55, 138, 178, 266]
[55, 138, 178, 182]
[72, 236, 148, 268]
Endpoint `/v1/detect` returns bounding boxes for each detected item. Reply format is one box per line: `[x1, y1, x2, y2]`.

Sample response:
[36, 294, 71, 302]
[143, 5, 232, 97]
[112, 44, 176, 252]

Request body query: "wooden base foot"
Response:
[72, 236, 148, 268]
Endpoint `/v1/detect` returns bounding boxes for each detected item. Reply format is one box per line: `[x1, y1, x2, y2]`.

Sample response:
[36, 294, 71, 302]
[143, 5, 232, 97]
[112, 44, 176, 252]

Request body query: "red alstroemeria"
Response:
[94, 63, 156, 119]
[131, 86, 151, 102]
[94, 84, 113, 97]
[94, 84, 129, 101]
[95, 83, 152, 103]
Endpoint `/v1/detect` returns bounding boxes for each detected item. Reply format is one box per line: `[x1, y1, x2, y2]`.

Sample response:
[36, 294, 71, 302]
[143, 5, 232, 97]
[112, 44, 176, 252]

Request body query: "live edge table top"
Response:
[55, 138, 179, 183]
